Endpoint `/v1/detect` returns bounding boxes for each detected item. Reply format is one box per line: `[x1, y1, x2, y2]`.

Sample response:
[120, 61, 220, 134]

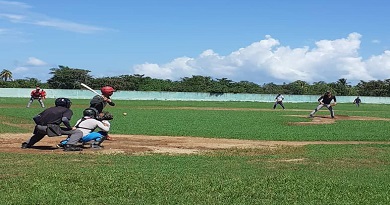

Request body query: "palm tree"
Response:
[0, 69, 13, 81]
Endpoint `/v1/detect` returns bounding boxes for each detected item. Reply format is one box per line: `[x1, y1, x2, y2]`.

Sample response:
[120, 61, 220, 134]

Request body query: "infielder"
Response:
[353, 96, 361, 107]
[309, 91, 337, 118]
[27, 86, 46, 108]
[273, 93, 285, 109]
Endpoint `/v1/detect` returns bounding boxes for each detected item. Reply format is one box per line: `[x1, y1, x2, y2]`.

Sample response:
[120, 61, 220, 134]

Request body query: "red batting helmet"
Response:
[101, 86, 115, 96]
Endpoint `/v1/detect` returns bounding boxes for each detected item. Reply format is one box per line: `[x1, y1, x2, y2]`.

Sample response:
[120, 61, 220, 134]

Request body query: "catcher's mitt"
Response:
[98, 111, 114, 121]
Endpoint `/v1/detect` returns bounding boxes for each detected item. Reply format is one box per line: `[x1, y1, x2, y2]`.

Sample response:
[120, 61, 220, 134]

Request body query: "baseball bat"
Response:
[80, 83, 100, 96]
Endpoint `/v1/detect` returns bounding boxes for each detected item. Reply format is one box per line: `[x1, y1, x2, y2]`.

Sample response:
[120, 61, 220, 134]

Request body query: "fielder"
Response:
[309, 91, 337, 118]
[353, 96, 361, 107]
[273, 93, 285, 109]
[58, 107, 112, 149]
[27, 86, 46, 108]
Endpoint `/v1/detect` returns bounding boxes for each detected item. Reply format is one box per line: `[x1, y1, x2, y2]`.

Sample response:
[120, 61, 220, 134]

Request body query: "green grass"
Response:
[1, 98, 390, 204]
[2, 98, 390, 141]
[2, 144, 390, 204]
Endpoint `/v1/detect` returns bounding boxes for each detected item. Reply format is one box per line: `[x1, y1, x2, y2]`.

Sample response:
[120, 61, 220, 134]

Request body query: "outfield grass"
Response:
[1, 144, 390, 204]
[1, 98, 390, 141]
[1, 98, 390, 204]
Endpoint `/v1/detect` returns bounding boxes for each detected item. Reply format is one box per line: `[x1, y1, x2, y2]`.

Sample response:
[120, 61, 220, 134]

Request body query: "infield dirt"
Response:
[2, 114, 389, 155]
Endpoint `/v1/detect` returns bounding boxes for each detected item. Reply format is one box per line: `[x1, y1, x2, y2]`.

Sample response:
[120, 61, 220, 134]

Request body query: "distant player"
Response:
[27, 86, 46, 108]
[273, 93, 285, 109]
[353, 96, 361, 107]
[309, 91, 337, 118]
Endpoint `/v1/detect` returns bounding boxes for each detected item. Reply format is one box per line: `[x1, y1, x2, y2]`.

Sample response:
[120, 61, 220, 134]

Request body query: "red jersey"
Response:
[31, 89, 46, 99]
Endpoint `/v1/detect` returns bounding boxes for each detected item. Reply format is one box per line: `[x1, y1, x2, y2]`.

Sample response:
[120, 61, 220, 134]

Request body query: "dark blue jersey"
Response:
[318, 95, 336, 104]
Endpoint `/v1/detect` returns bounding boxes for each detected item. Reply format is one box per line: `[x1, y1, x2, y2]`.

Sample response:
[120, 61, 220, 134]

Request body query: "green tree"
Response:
[330, 78, 352, 96]
[309, 81, 331, 95]
[0, 69, 13, 81]
[262, 82, 283, 94]
[139, 77, 174, 91]
[12, 78, 42, 88]
[176, 75, 213, 92]
[211, 78, 234, 93]
[356, 80, 388, 96]
[284, 80, 309, 95]
[231, 81, 263, 93]
[47, 65, 93, 89]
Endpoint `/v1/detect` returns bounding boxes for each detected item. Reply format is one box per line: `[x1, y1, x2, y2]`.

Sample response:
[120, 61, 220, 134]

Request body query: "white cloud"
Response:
[0, 13, 25, 21]
[365, 50, 390, 79]
[131, 32, 386, 84]
[0, 1, 31, 9]
[372, 39, 380, 44]
[0, 28, 6, 34]
[11, 57, 47, 75]
[12, 66, 28, 73]
[33, 19, 106, 33]
[11, 57, 51, 81]
[0, 0, 108, 33]
[26, 57, 47, 66]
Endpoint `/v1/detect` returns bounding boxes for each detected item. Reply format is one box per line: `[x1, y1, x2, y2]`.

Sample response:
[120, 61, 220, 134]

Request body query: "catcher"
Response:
[58, 108, 113, 149]
[27, 86, 46, 108]
[309, 91, 337, 118]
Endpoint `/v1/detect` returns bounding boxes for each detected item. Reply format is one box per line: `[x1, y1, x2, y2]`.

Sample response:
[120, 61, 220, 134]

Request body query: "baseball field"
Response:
[1, 98, 390, 204]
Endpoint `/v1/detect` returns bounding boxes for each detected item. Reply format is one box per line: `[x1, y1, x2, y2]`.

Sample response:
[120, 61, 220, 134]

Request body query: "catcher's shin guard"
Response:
[79, 132, 107, 148]
[91, 136, 106, 149]
[99, 131, 112, 140]
[80, 132, 104, 142]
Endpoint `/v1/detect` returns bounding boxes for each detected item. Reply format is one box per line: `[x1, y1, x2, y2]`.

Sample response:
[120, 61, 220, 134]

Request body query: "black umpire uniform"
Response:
[21, 98, 83, 150]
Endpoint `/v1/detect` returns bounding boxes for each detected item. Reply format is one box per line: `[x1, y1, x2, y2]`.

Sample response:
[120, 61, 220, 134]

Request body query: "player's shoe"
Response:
[63, 144, 83, 151]
[21, 142, 31, 149]
[91, 144, 103, 149]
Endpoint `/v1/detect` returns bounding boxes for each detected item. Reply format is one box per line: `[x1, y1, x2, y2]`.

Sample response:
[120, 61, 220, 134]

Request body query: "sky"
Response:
[1, 0, 390, 85]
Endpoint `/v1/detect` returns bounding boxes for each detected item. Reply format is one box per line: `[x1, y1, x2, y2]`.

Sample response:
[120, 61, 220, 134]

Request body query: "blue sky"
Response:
[1, 0, 389, 85]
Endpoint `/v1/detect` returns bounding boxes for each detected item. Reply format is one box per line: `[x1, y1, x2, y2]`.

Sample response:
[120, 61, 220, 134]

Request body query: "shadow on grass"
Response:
[29, 146, 57, 150]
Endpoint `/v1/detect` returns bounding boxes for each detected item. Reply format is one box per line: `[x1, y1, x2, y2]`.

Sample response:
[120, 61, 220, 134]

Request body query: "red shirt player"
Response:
[27, 86, 47, 108]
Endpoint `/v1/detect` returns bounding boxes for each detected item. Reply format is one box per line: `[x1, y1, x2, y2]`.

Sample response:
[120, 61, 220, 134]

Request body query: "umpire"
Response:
[21, 98, 83, 151]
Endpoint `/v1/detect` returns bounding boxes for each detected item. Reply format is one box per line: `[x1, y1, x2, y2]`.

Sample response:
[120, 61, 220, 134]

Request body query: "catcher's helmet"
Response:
[83, 107, 98, 118]
[55, 98, 72, 108]
[101, 86, 115, 96]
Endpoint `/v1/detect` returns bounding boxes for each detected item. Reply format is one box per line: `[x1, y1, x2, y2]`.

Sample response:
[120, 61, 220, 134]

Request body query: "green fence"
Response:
[1, 88, 388, 103]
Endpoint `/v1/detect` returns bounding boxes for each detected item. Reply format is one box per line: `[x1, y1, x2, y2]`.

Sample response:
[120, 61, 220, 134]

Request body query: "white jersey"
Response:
[276, 95, 284, 102]
[75, 117, 110, 136]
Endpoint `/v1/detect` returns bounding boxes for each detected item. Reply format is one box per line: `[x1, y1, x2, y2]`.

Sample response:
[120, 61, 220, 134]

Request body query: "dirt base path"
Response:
[1, 133, 390, 155]
[2, 113, 389, 155]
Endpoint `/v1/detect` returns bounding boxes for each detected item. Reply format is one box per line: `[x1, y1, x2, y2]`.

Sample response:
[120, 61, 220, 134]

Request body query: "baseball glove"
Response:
[98, 111, 114, 121]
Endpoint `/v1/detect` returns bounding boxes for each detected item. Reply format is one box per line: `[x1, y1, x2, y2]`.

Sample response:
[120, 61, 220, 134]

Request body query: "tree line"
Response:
[1, 66, 390, 96]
